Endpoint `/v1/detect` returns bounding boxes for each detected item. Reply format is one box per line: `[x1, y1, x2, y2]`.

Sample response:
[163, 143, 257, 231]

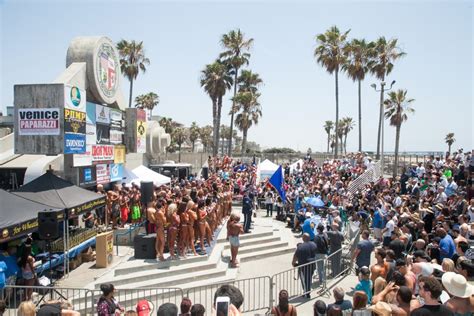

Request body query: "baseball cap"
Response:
[136, 299, 151, 316]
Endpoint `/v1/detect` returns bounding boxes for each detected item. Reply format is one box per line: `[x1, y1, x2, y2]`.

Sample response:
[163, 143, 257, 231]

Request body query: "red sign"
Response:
[92, 145, 114, 162]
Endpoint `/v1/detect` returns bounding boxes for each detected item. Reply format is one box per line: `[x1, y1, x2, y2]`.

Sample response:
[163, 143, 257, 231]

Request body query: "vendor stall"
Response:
[12, 170, 106, 275]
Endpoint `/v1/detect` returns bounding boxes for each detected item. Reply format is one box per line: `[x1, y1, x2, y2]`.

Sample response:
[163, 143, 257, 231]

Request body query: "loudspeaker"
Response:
[133, 234, 156, 259]
[38, 211, 60, 240]
[202, 167, 209, 180]
[140, 181, 154, 205]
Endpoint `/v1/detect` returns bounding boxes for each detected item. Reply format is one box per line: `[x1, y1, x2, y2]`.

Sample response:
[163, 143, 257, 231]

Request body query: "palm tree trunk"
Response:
[221, 135, 225, 155]
[228, 70, 239, 157]
[334, 70, 339, 159]
[192, 141, 195, 153]
[358, 80, 362, 152]
[327, 132, 330, 153]
[393, 124, 401, 178]
[448, 144, 451, 154]
[376, 79, 385, 159]
[128, 78, 134, 108]
[344, 134, 348, 155]
[178, 144, 182, 162]
[212, 98, 218, 156]
[242, 128, 248, 155]
[216, 96, 223, 156]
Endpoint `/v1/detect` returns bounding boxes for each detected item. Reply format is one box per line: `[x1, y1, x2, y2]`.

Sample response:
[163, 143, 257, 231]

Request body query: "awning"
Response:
[0, 155, 40, 168]
[127, 165, 171, 187]
[0, 189, 63, 243]
[13, 171, 106, 216]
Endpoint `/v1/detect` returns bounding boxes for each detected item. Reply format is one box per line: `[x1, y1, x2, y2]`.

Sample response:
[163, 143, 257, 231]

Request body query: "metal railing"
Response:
[184, 276, 271, 314]
[347, 160, 382, 195]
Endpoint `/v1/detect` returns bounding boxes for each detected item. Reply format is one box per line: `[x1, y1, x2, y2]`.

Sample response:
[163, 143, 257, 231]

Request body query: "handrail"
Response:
[115, 222, 145, 256]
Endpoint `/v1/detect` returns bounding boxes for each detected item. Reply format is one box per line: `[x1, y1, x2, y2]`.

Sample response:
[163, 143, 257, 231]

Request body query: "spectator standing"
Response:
[157, 303, 178, 316]
[179, 297, 192, 315]
[17, 300, 36, 316]
[382, 213, 395, 247]
[190, 304, 205, 316]
[327, 223, 344, 276]
[265, 189, 275, 217]
[242, 191, 253, 233]
[292, 233, 317, 298]
[355, 267, 373, 304]
[352, 230, 374, 274]
[411, 276, 454, 316]
[96, 284, 124, 316]
[327, 286, 352, 314]
[442, 272, 474, 316]
[314, 224, 329, 284]
[271, 290, 297, 316]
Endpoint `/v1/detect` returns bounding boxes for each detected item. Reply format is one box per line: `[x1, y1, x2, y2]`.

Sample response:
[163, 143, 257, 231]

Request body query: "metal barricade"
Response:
[271, 258, 326, 305]
[184, 276, 271, 314]
[2, 285, 92, 316]
[87, 287, 183, 315]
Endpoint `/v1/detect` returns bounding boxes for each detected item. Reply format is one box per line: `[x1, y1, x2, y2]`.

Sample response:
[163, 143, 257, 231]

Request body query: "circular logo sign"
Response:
[96, 43, 119, 99]
[70, 86, 81, 107]
[2, 229, 9, 239]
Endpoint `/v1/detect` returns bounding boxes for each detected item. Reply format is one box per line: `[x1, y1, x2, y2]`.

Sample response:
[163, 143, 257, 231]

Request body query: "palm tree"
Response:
[220, 125, 230, 154]
[330, 134, 336, 154]
[315, 26, 350, 159]
[234, 91, 262, 154]
[336, 120, 345, 155]
[200, 61, 233, 156]
[135, 92, 159, 119]
[384, 89, 415, 178]
[323, 121, 334, 153]
[370, 37, 406, 159]
[199, 125, 213, 153]
[342, 117, 355, 154]
[189, 122, 200, 152]
[220, 29, 254, 156]
[159, 117, 174, 134]
[116, 40, 150, 108]
[445, 133, 455, 154]
[343, 39, 373, 152]
[172, 127, 188, 162]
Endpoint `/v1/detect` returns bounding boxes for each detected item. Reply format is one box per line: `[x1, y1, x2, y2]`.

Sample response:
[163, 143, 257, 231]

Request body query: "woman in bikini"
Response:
[196, 200, 210, 255]
[167, 204, 179, 259]
[177, 202, 189, 258]
[186, 200, 198, 256]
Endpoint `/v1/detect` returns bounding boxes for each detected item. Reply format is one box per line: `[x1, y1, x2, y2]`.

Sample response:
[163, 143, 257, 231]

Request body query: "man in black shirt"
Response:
[389, 230, 406, 260]
[411, 276, 454, 316]
[292, 233, 317, 298]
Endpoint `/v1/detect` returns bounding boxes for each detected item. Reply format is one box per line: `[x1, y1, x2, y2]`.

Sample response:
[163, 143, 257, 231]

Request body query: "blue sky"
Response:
[1, 0, 472, 152]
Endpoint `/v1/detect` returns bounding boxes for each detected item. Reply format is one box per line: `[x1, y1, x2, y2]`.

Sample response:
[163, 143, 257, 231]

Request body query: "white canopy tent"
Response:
[126, 165, 171, 187]
[289, 159, 304, 174]
[257, 159, 279, 182]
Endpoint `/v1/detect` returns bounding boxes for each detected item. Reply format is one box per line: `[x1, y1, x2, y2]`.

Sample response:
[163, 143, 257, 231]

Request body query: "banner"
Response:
[73, 144, 93, 167]
[114, 145, 126, 164]
[64, 85, 86, 112]
[109, 163, 123, 182]
[92, 145, 114, 162]
[18, 108, 60, 135]
[96, 105, 110, 124]
[64, 133, 86, 154]
[64, 109, 86, 134]
[96, 123, 110, 144]
[136, 109, 147, 153]
[96, 164, 110, 184]
[109, 109, 122, 128]
[79, 165, 97, 186]
[109, 129, 123, 144]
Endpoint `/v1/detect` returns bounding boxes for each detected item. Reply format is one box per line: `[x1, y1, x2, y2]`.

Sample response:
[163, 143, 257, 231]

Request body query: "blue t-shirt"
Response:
[372, 210, 384, 229]
[0, 261, 7, 289]
[355, 279, 373, 303]
[0, 254, 18, 279]
[302, 218, 315, 240]
[439, 234, 456, 261]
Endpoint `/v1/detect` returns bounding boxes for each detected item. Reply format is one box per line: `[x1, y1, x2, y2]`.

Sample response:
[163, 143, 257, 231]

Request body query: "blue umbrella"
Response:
[304, 197, 325, 208]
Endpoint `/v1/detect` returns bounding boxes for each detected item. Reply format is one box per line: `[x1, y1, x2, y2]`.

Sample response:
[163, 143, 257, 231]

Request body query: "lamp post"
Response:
[371, 80, 396, 175]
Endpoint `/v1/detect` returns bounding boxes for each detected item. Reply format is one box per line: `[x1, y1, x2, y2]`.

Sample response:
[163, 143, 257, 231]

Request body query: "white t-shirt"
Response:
[416, 166, 425, 178]
[384, 220, 395, 237]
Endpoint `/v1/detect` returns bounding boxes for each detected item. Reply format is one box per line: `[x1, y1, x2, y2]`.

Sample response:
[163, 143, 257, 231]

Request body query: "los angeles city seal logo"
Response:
[96, 43, 119, 98]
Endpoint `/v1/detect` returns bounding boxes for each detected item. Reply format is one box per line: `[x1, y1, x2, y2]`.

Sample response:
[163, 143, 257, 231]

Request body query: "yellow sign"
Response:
[114, 145, 126, 164]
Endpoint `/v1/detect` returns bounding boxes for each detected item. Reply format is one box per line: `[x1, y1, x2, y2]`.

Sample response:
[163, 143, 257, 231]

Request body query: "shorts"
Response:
[229, 235, 240, 247]
[22, 271, 34, 280]
[121, 207, 129, 222]
[383, 236, 391, 247]
[131, 205, 141, 220]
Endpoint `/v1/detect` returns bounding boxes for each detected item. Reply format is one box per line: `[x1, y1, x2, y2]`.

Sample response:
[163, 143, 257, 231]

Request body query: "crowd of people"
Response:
[5, 149, 474, 315]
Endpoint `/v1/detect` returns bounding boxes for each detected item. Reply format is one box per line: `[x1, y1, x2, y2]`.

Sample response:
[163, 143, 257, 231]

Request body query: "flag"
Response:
[269, 165, 286, 203]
